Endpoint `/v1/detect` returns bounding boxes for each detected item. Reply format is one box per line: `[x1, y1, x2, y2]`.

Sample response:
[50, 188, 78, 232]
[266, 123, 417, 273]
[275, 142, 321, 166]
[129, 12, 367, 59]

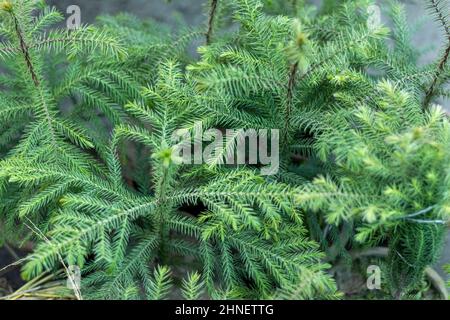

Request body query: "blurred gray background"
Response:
[44, 0, 449, 277]
[46, 0, 444, 63]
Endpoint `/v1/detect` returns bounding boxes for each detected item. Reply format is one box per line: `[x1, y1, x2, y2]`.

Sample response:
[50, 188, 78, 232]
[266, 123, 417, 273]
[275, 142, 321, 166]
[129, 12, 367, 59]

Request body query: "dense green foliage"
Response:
[0, 0, 449, 300]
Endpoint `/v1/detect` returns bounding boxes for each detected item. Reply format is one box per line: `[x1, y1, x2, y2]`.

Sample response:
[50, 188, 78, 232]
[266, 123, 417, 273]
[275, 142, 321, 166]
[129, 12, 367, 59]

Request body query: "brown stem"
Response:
[423, 0, 450, 108]
[8, 12, 60, 145]
[10, 12, 40, 87]
[206, 0, 218, 45]
[424, 39, 450, 108]
[429, 0, 450, 37]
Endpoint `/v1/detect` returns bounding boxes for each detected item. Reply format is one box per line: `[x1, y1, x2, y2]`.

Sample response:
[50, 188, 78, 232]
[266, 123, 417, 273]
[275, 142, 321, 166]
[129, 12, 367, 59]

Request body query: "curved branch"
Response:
[206, 0, 218, 45]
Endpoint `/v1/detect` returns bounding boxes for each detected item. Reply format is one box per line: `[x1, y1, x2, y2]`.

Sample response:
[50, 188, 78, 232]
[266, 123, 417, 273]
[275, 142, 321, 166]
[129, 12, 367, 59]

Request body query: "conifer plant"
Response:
[0, 0, 449, 300]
